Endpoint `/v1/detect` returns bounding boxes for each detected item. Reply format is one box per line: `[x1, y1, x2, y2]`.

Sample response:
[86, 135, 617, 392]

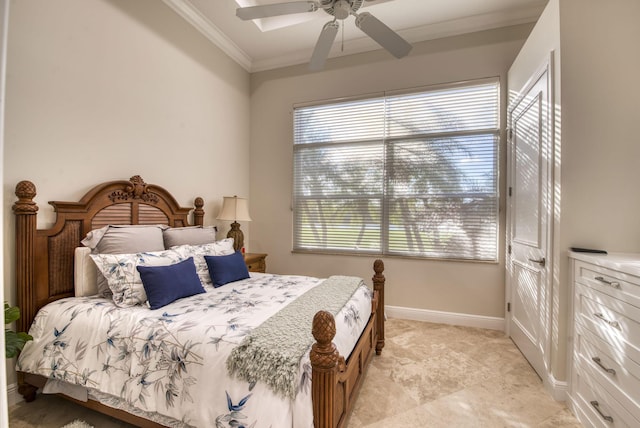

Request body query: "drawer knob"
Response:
[594, 276, 621, 289]
[593, 312, 621, 330]
[591, 356, 616, 375]
[590, 400, 614, 423]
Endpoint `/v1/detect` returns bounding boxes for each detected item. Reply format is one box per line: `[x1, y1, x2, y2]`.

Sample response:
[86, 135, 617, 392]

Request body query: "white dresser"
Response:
[569, 252, 640, 427]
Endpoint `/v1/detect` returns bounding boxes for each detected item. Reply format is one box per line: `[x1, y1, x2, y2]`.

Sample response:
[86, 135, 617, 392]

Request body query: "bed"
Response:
[12, 175, 386, 428]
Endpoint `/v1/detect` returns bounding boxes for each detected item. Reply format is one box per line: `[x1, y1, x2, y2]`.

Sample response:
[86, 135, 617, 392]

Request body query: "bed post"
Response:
[372, 259, 385, 355]
[310, 310, 340, 428]
[13, 181, 39, 402]
[12, 180, 38, 335]
[193, 197, 205, 226]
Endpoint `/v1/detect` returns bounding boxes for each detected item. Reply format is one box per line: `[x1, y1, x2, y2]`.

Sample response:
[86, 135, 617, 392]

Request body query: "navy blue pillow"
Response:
[136, 257, 205, 309]
[204, 251, 250, 288]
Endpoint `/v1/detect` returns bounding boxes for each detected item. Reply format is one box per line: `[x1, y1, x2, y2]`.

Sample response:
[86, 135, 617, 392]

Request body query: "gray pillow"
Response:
[163, 226, 218, 248]
[82, 225, 167, 297]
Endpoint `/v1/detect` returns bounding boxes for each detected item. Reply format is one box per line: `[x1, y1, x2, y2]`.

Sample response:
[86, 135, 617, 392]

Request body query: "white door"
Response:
[506, 60, 553, 379]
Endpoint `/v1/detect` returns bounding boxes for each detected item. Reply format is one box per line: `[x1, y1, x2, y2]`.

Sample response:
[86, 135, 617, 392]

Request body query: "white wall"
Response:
[3, 0, 250, 395]
[249, 25, 533, 322]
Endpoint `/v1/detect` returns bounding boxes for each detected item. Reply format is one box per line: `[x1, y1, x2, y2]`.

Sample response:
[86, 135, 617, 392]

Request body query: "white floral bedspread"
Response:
[17, 273, 373, 428]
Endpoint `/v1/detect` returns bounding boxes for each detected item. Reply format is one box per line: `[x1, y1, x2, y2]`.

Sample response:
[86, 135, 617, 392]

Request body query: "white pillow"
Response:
[172, 239, 235, 287]
[74, 247, 99, 297]
[90, 249, 185, 308]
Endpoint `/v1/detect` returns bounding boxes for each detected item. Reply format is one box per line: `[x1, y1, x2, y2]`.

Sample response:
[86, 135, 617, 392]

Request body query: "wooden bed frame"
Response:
[12, 175, 385, 428]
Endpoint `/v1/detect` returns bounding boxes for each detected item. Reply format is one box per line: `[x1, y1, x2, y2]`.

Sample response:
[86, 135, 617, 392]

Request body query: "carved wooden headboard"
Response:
[12, 175, 205, 333]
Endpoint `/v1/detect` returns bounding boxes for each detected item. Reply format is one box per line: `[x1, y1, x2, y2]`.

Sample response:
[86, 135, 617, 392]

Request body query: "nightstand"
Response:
[244, 253, 267, 273]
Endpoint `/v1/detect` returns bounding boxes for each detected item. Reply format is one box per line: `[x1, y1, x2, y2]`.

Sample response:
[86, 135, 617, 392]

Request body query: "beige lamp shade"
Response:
[216, 196, 252, 222]
[217, 196, 251, 251]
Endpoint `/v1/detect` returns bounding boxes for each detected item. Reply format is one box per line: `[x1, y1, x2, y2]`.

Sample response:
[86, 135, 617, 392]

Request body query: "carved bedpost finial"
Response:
[373, 259, 384, 278]
[193, 197, 205, 226]
[310, 311, 339, 370]
[13, 181, 39, 214]
[312, 311, 336, 346]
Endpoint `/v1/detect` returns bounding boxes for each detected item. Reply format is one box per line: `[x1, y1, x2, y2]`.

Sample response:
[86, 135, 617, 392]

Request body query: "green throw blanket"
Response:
[226, 275, 364, 399]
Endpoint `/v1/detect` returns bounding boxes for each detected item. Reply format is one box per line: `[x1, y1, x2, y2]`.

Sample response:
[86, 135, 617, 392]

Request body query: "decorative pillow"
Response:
[74, 247, 99, 297]
[90, 249, 184, 308]
[136, 257, 205, 310]
[163, 226, 218, 249]
[82, 224, 167, 253]
[173, 238, 235, 287]
[82, 225, 168, 298]
[204, 251, 250, 288]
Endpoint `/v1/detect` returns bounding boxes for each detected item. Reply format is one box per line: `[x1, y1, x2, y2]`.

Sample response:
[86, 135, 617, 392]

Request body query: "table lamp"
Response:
[216, 196, 252, 252]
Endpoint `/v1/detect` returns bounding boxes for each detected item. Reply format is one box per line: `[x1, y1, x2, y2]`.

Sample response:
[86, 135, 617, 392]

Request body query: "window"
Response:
[293, 79, 499, 261]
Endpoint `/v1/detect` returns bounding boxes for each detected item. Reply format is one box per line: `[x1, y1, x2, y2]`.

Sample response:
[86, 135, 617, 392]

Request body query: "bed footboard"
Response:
[310, 259, 385, 428]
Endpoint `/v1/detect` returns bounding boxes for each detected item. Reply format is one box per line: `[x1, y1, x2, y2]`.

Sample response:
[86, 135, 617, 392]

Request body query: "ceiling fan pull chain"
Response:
[341, 20, 345, 52]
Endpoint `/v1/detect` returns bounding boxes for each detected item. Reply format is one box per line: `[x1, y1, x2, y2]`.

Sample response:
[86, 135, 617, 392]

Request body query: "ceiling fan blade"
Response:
[309, 21, 339, 71]
[355, 12, 412, 58]
[236, 1, 318, 20]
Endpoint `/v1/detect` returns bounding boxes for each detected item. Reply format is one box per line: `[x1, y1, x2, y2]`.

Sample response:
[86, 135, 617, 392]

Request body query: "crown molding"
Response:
[163, 0, 545, 73]
[162, 0, 252, 72]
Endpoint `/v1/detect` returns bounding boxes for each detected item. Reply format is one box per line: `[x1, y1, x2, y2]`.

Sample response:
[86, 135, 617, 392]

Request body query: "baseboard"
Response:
[7, 382, 22, 406]
[386, 305, 505, 331]
[545, 373, 569, 401]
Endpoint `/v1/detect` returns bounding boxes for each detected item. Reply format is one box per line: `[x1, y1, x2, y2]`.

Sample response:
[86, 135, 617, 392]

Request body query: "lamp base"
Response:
[226, 221, 244, 252]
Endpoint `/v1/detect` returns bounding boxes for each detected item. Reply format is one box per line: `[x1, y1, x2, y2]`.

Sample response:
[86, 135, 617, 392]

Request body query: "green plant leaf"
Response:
[5, 303, 20, 325]
[4, 302, 33, 358]
[5, 329, 32, 358]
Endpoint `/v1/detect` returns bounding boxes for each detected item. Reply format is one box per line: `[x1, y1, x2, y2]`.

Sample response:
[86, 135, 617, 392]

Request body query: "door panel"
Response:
[513, 95, 541, 246]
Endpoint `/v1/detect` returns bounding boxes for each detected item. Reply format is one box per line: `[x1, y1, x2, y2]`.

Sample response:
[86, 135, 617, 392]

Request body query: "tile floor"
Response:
[8, 318, 582, 427]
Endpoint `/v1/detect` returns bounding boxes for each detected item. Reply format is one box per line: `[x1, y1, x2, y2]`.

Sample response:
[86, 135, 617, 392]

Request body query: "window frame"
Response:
[292, 78, 501, 262]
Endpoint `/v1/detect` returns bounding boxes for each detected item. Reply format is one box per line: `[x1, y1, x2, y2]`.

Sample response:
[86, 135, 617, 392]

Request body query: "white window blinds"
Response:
[293, 79, 499, 261]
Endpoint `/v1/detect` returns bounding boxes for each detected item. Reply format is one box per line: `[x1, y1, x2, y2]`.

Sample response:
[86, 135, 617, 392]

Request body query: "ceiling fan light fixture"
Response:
[332, 0, 351, 20]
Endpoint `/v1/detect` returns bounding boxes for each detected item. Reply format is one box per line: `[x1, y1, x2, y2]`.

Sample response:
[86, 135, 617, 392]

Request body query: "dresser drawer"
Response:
[575, 283, 640, 365]
[572, 369, 640, 428]
[575, 326, 640, 416]
[575, 260, 640, 308]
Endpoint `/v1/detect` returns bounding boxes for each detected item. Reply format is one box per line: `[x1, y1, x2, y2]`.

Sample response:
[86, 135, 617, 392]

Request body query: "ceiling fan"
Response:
[236, 0, 412, 70]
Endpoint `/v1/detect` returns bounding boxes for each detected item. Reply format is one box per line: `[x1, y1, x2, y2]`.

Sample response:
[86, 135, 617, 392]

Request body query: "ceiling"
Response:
[162, 0, 548, 73]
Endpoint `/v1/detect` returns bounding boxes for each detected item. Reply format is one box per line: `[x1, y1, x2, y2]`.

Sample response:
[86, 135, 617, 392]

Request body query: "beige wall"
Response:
[249, 25, 533, 319]
[3, 0, 250, 389]
[559, 0, 640, 253]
